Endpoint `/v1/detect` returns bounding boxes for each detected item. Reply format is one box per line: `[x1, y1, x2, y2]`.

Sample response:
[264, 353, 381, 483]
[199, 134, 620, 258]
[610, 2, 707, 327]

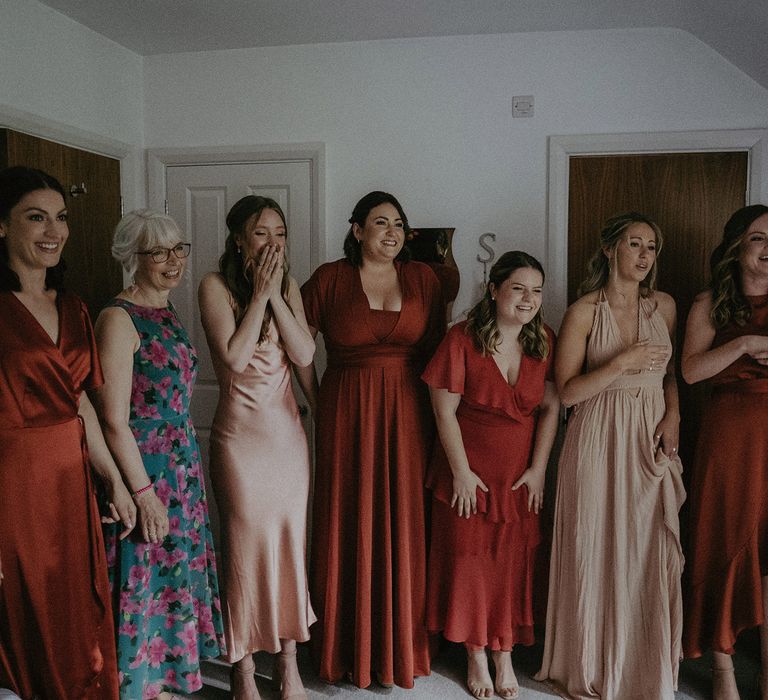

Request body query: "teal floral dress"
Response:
[103, 299, 225, 699]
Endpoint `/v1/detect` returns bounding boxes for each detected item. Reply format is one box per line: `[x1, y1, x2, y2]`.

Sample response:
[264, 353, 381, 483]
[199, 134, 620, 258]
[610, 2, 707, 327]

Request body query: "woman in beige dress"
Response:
[536, 212, 685, 699]
[199, 195, 316, 700]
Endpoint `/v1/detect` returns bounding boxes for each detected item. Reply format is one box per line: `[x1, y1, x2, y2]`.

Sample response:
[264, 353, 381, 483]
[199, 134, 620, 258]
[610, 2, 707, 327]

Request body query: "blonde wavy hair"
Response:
[578, 212, 662, 299]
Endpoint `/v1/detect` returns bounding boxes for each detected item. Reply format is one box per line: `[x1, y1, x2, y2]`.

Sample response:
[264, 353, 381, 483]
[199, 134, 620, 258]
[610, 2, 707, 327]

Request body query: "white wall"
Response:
[0, 0, 145, 207]
[143, 28, 768, 318]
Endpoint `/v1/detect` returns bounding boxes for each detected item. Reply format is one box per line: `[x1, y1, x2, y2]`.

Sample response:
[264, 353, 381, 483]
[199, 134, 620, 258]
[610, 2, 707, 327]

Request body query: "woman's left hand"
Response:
[512, 467, 546, 514]
[101, 479, 137, 540]
[653, 411, 680, 458]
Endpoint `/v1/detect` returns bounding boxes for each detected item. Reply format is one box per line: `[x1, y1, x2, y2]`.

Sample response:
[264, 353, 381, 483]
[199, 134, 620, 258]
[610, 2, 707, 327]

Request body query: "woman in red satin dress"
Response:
[298, 191, 444, 689]
[0, 166, 134, 699]
[683, 204, 768, 700]
[423, 251, 559, 699]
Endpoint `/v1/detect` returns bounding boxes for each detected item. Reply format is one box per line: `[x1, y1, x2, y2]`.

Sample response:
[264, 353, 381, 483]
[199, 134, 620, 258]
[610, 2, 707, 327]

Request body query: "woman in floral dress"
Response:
[95, 210, 225, 699]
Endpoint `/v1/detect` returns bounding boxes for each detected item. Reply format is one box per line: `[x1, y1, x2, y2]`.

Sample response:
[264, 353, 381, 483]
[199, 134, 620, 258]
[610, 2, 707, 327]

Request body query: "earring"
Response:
[237, 245, 241, 254]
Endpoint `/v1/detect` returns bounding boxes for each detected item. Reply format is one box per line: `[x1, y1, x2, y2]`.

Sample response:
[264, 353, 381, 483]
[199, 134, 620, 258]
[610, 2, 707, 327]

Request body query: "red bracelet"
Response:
[132, 483, 153, 498]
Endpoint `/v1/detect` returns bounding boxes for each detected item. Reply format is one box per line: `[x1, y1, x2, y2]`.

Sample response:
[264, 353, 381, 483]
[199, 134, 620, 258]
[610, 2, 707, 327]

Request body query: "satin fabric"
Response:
[0, 290, 118, 700]
[684, 294, 768, 657]
[209, 318, 315, 661]
[301, 259, 443, 688]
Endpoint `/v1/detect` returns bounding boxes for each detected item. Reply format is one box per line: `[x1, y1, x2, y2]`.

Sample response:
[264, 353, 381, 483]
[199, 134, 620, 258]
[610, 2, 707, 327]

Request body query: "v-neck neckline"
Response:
[354, 262, 403, 342]
[601, 289, 642, 349]
[488, 349, 525, 390]
[9, 289, 63, 348]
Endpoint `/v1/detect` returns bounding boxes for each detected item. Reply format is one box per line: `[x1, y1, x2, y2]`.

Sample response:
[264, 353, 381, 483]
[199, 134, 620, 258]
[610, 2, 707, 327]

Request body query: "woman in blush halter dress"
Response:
[536, 212, 685, 700]
[199, 195, 316, 700]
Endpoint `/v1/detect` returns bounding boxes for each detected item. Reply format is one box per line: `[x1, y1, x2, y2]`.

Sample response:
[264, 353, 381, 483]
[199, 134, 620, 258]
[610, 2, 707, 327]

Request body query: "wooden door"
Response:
[0, 129, 123, 317]
[568, 151, 748, 473]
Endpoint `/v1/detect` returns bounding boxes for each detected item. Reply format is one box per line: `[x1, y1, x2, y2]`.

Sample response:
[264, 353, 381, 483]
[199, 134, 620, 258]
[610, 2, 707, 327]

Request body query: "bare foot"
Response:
[375, 671, 394, 688]
[466, 648, 493, 699]
[276, 643, 307, 700]
[231, 654, 261, 700]
[491, 650, 519, 700]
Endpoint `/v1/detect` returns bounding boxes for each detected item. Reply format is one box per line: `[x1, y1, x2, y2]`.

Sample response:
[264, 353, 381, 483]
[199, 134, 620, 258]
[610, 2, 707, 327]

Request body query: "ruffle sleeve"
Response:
[424, 322, 555, 530]
[421, 322, 467, 394]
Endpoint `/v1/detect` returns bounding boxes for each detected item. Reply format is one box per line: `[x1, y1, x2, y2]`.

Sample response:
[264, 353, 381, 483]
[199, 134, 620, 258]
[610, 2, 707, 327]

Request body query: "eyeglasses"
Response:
[137, 243, 192, 264]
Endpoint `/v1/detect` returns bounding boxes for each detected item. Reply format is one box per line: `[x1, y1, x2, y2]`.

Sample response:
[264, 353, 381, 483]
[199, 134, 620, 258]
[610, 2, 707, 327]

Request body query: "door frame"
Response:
[147, 144, 325, 688]
[0, 103, 140, 212]
[546, 128, 768, 323]
[146, 143, 326, 273]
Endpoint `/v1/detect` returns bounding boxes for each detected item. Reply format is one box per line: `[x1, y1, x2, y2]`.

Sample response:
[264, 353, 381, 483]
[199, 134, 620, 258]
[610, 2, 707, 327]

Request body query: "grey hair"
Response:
[112, 209, 184, 279]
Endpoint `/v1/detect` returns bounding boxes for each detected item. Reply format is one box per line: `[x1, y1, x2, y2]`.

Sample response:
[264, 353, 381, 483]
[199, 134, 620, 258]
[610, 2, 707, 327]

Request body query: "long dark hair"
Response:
[466, 250, 549, 359]
[342, 191, 412, 266]
[0, 166, 67, 292]
[578, 212, 662, 298]
[709, 204, 768, 329]
[218, 195, 291, 342]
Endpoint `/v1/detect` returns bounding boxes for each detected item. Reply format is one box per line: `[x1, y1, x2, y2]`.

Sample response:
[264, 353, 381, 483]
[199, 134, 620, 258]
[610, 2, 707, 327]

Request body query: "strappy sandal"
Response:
[466, 648, 494, 699]
[491, 650, 520, 700]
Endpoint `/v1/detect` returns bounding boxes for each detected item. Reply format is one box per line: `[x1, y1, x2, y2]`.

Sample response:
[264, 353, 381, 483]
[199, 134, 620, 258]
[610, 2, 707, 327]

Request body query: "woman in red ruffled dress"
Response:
[423, 251, 559, 699]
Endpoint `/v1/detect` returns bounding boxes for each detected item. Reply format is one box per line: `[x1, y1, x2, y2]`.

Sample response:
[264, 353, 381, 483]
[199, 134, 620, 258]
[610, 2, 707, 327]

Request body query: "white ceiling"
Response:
[37, 0, 768, 90]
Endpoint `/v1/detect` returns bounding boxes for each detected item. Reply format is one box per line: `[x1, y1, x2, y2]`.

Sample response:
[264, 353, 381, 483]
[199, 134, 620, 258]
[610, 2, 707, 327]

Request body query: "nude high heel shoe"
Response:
[711, 665, 740, 700]
[273, 648, 307, 700]
[231, 654, 260, 700]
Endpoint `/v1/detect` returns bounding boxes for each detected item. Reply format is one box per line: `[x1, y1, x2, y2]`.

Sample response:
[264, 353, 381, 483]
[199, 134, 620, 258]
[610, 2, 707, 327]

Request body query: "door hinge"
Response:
[164, 199, 169, 215]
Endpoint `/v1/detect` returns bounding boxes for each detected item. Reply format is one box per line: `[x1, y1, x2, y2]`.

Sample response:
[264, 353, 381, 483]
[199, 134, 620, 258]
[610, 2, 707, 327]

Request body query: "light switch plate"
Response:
[512, 95, 534, 118]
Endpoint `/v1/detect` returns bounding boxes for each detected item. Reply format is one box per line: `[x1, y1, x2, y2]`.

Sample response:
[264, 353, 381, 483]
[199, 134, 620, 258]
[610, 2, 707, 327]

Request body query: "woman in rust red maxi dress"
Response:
[682, 204, 768, 700]
[0, 166, 135, 699]
[423, 252, 559, 700]
[298, 191, 444, 689]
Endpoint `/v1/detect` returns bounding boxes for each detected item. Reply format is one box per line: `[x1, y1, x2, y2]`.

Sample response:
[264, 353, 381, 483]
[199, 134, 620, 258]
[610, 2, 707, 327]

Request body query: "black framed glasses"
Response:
[137, 243, 192, 264]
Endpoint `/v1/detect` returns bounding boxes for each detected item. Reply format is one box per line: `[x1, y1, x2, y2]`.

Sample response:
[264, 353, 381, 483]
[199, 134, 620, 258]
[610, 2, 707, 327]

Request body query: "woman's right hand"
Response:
[246, 244, 283, 302]
[618, 340, 669, 373]
[742, 334, 768, 365]
[451, 469, 489, 519]
[134, 490, 169, 544]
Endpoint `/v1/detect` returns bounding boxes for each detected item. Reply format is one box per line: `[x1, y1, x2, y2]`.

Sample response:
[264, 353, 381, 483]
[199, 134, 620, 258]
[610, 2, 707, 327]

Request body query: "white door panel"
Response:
[166, 160, 313, 429]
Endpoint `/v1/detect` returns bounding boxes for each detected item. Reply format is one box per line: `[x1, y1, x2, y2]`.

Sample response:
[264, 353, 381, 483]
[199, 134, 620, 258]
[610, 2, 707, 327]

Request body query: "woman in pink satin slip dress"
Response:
[199, 195, 316, 700]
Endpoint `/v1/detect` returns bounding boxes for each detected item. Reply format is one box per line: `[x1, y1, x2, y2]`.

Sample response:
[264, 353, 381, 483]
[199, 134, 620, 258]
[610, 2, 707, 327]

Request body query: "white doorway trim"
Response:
[546, 128, 768, 322]
[146, 143, 326, 271]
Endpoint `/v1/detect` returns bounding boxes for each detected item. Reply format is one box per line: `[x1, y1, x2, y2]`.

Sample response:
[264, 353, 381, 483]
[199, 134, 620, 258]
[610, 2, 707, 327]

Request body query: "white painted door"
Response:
[164, 160, 315, 539]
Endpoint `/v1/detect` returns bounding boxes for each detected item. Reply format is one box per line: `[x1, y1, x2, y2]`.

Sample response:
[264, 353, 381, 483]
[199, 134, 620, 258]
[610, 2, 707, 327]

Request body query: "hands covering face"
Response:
[245, 243, 284, 301]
